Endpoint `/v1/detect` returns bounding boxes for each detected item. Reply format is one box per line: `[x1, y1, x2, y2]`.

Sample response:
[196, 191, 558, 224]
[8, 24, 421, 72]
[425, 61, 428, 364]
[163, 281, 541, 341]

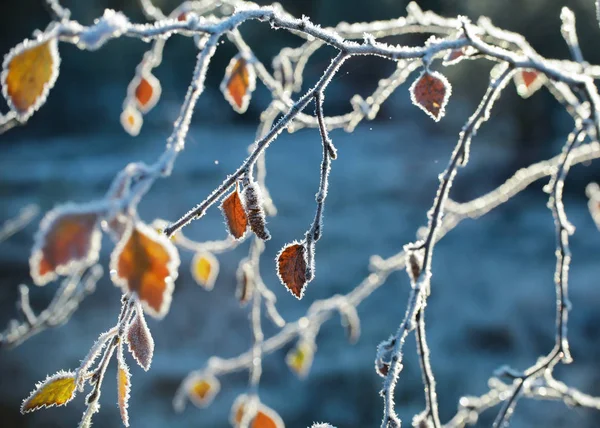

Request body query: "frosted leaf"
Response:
[30, 202, 102, 286]
[128, 72, 161, 114]
[409, 70, 452, 121]
[187, 374, 220, 408]
[120, 104, 143, 136]
[2, 36, 60, 121]
[220, 54, 256, 114]
[110, 222, 180, 319]
[277, 241, 309, 299]
[191, 251, 219, 291]
[117, 344, 131, 427]
[21, 370, 77, 413]
[514, 69, 545, 98]
[241, 180, 270, 241]
[125, 310, 154, 371]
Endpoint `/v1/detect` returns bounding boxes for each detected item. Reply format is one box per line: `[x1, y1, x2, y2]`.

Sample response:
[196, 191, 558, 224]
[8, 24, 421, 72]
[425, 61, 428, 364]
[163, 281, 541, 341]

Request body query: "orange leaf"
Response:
[117, 345, 131, 427]
[191, 251, 219, 290]
[126, 309, 154, 371]
[2, 38, 60, 120]
[221, 185, 248, 240]
[514, 69, 545, 98]
[277, 242, 308, 299]
[120, 104, 143, 136]
[21, 371, 76, 413]
[132, 73, 161, 113]
[409, 70, 451, 122]
[188, 375, 220, 408]
[30, 204, 102, 286]
[220, 55, 256, 113]
[111, 222, 180, 319]
[231, 396, 285, 428]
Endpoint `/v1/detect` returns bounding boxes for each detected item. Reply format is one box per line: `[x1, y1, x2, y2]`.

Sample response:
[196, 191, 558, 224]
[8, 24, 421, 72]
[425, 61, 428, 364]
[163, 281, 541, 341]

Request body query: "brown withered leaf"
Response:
[409, 70, 452, 122]
[277, 242, 308, 299]
[241, 181, 271, 241]
[117, 345, 131, 427]
[235, 261, 254, 305]
[220, 55, 256, 113]
[110, 222, 180, 318]
[221, 184, 248, 240]
[191, 251, 219, 290]
[188, 375, 220, 408]
[126, 309, 154, 371]
[21, 371, 76, 413]
[514, 69, 545, 98]
[2, 38, 60, 120]
[30, 203, 102, 286]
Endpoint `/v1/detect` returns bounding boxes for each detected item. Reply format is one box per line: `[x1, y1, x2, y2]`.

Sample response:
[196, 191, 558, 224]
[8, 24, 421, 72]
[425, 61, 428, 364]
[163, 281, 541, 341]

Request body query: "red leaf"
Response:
[514, 69, 545, 98]
[110, 222, 180, 318]
[221, 184, 248, 240]
[30, 203, 102, 286]
[277, 242, 309, 299]
[409, 70, 451, 121]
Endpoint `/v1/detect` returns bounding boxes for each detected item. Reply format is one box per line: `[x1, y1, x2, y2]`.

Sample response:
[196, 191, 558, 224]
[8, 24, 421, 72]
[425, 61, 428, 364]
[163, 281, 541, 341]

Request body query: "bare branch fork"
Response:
[3, 0, 600, 427]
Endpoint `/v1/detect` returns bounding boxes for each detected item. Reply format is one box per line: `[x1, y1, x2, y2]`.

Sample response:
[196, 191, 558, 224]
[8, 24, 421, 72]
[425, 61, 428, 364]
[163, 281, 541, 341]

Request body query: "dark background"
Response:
[2, 0, 600, 427]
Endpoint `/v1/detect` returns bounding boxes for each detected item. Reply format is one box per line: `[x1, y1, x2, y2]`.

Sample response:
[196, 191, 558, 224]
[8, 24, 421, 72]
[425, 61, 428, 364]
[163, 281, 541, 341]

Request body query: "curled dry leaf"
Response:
[220, 55, 256, 113]
[117, 345, 131, 427]
[21, 370, 77, 413]
[277, 241, 309, 299]
[130, 72, 161, 114]
[221, 184, 249, 240]
[126, 309, 154, 371]
[514, 69, 545, 98]
[231, 395, 285, 428]
[236, 261, 254, 305]
[187, 374, 220, 408]
[120, 104, 143, 136]
[2, 37, 60, 120]
[241, 181, 271, 241]
[110, 222, 180, 319]
[409, 69, 452, 122]
[191, 251, 219, 290]
[30, 203, 102, 286]
[286, 341, 314, 378]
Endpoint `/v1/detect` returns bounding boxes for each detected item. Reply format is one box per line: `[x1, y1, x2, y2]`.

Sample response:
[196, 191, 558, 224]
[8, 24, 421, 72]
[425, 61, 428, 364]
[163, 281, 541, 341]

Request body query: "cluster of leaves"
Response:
[2, 0, 600, 428]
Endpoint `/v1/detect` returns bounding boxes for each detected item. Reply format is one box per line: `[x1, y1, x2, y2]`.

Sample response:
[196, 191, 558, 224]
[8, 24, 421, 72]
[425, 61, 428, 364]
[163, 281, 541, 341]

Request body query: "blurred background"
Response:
[2, 0, 600, 427]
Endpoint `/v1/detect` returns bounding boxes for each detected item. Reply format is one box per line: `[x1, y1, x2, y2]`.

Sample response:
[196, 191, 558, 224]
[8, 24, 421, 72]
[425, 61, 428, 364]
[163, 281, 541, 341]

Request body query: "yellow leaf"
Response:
[188, 375, 220, 408]
[117, 346, 131, 427]
[191, 251, 219, 290]
[2, 38, 60, 120]
[21, 371, 76, 413]
[286, 341, 314, 378]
